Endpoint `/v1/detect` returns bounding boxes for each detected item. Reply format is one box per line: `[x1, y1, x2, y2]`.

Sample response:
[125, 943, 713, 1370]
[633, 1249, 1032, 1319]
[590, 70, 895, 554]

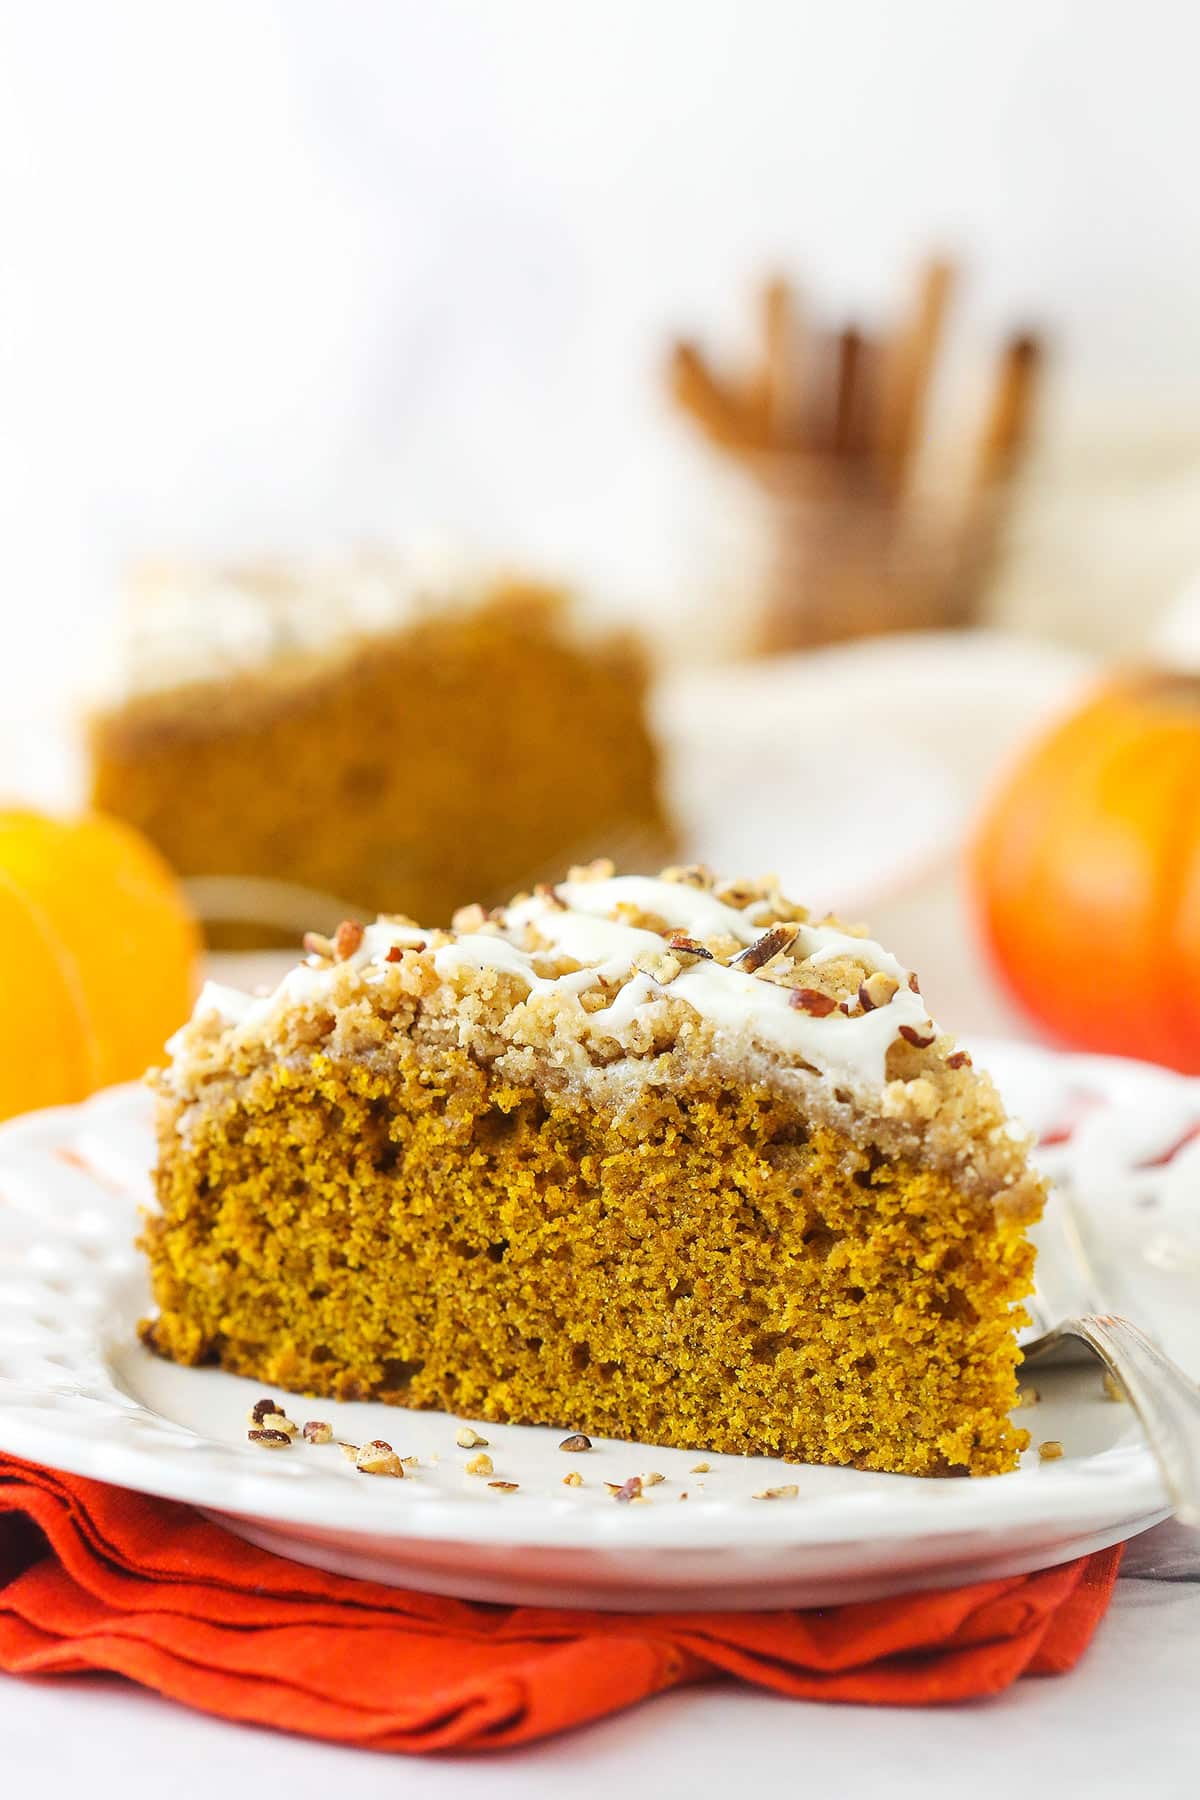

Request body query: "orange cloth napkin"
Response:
[0, 1455, 1121, 1752]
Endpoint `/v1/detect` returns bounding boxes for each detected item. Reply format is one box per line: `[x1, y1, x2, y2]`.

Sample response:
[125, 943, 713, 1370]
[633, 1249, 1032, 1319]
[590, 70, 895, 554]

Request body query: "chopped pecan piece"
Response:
[908, 971, 921, 993]
[464, 1452, 494, 1476]
[248, 1428, 291, 1449]
[612, 1475, 643, 1503]
[455, 1426, 488, 1448]
[790, 987, 837, 1017]
[1038, 1440, 1064, 1462]
[301, 931, 334, 959]
[733, 922, 800, 973]
[946, 1049, 972, 1070]
[562, 1471, 584, 1487]
[356, 1440, 404, 1477]
[248, 1396, 280, 1425]
[858, 971, 900, 1012]
[258, 1411, 297, 1436]
[333, 919, 364, 960]
[559, 1432, 592, 1452]
[666, 933, 714, 960]
[898, 1023, 936, 1049]
[302, 1420, 333, 1444]
[662, 863, 714, 889]
[488, 1481, 519, 1492]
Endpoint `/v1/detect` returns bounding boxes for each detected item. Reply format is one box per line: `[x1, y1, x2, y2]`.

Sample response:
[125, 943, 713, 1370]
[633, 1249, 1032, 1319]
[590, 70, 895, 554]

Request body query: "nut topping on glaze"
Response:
[732, 923, 800, 973]
[898, 1023, 936, 1049]
[661, 864, 715, 890]
[333, 919, 364, 960]
[666, 933, 714, 960]
[790, 987, 837, 1018]
[857, 971, 900, 1013]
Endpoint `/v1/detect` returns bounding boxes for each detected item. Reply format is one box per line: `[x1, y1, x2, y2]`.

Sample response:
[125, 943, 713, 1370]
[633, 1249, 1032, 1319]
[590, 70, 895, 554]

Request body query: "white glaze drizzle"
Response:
[177, 876, 936, 1092]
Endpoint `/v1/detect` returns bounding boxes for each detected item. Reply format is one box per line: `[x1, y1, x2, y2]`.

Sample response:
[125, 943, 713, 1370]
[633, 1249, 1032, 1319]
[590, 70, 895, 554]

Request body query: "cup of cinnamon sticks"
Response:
[667, 258, 1043, 654]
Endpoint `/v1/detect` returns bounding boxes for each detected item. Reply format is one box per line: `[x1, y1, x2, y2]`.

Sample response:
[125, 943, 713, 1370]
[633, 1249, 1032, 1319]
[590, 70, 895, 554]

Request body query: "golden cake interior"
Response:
[144, 865, 1044, 1476]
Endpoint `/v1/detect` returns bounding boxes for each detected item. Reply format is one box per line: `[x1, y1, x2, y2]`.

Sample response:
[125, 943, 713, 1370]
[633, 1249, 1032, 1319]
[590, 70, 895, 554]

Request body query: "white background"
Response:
[2, 0, 1200, 719]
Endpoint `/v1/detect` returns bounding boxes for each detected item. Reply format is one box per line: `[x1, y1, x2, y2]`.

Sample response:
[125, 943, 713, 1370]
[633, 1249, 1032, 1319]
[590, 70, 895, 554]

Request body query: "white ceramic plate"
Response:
[0, 1040, 1186, 1612]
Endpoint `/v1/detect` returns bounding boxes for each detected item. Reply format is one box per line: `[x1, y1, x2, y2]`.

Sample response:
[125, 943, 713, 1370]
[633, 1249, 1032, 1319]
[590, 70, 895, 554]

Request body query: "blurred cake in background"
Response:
[88, 553, 671, 945]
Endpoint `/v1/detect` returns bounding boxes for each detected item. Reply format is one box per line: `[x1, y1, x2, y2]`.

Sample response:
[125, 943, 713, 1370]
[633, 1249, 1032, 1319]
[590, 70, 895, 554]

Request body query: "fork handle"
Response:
[1069, 1314, 1200, 1528]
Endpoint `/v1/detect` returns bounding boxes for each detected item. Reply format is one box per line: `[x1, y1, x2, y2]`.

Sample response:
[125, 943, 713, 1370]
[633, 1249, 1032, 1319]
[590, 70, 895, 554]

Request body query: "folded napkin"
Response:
[0, 1456, 1121, 1752]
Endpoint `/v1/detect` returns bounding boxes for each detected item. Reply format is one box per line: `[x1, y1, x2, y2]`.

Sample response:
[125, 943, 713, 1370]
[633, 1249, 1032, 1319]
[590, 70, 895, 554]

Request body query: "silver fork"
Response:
[1022, 1191, 1200, 1526]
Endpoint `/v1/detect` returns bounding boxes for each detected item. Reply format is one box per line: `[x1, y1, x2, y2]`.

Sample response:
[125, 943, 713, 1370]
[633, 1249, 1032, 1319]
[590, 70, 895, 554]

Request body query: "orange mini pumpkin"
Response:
[0, 810, 200, 1120]
[971, 671, 1200, 1072]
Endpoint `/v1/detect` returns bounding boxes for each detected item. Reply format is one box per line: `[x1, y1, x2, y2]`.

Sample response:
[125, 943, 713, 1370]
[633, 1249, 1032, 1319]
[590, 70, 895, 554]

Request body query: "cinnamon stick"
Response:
[754, 275, 803, 449]
[876, 256, 956, 493]
[976, 331, 1042, 489]
[667, 340, 753, 451]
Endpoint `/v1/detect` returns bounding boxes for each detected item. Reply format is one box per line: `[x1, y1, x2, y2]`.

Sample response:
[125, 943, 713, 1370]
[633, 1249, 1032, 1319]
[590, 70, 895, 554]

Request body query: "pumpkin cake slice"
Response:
[143, 863, 1045, 1476]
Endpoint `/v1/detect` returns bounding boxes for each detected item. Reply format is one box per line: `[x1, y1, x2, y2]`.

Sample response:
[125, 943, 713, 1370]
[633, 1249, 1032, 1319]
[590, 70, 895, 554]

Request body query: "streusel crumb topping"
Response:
[160, 863, 1042, 1220]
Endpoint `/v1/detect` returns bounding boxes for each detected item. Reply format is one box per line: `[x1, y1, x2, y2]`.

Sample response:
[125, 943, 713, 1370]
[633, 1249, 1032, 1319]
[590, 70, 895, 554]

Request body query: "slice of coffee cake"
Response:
[143, 864, 1044, 1475]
